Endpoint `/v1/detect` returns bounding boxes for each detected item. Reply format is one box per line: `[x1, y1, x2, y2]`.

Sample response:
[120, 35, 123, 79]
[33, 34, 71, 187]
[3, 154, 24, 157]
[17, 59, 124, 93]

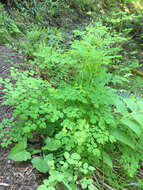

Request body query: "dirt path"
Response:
[0, 46, 17, 122]
[0, 46, 42, 190]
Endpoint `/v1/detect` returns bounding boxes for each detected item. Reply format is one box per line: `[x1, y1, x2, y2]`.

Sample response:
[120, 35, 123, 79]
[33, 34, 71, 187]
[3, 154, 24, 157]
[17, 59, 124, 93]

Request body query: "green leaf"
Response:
[31, 149, 41, 154]
[62, 181, 74, 190]
[43, 179, 50, 185]
[103, 152, 113, 168]
[123, 98, 137, 112]
[0, 77, 3, 83]
[31, 155, 53, 173]
[37, 185, 49, 190]
[121, 118, 142, 137]
[114, 98, 128, 115]
[112, 128, 135, 149]
[132, 113, 143, 129]
[137, 100, 143, 110]
[28, 147, 41, 155]
[49, 170, 64, 182]
[64, 183, 78, 190]
[47, 187, 56, 190]
[88, 185, 97, 190]
[88, 166, 95, 171]
[71, 153, 81, 160]
[8, 139, 31, 161]
[43, 137, 61, 151]
[64, 152, 70, 159]
[37, 185, 55, 190]
[83, 163, 88, 169]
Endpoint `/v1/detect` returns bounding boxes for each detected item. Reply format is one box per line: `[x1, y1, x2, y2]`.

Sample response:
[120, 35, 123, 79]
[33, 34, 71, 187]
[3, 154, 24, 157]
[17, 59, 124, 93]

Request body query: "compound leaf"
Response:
[112, 128, 135, 149]
[121, 118, 142, 137]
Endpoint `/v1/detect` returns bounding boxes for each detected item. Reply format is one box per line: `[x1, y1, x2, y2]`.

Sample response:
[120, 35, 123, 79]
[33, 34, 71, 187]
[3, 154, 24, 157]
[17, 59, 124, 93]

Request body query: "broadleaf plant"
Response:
[0, 22, 143, 189]
[8, 138, 31, 161]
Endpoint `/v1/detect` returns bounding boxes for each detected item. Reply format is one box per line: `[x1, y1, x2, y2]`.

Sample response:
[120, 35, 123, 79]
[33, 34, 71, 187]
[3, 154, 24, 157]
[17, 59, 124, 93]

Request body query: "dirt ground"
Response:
[0, 46, 43, 190]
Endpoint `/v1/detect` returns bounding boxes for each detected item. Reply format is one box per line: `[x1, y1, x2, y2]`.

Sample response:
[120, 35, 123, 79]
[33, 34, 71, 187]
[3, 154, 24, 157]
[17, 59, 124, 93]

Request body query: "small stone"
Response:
[6, 176, 10, 181]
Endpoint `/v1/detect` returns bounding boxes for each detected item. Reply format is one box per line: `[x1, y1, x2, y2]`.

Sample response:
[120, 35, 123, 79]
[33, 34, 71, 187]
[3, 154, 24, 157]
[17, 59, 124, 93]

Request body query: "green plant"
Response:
[102, 10, 143, 98]
[8, 0, 72, 26]
[16, 26, 61, 56]
[37, 152, 95, 190]
[113, 96, 143, 177]
[8, 138, 31, 161]
[0, 3, 21, 44]
[1, 23, 143, 189]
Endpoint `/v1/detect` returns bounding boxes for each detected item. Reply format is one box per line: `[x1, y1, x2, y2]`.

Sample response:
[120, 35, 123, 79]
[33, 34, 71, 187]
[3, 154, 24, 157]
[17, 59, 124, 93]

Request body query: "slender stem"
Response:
[62, 181, 72, 190]
[101, 147, 105, 190]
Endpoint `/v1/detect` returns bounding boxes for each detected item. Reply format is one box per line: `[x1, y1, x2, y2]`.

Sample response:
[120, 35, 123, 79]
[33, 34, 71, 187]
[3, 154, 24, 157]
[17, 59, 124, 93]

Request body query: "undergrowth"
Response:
[0, 1, 143, 190]
[1, 22, 143, 189]
[0, 3, 21, 44]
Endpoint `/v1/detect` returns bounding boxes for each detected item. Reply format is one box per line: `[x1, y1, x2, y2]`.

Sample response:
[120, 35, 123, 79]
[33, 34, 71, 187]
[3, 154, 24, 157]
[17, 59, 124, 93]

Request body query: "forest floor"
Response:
[0, 46, 43, 190]
[1, 46, 143, 190]
[0, 5, 143, 188]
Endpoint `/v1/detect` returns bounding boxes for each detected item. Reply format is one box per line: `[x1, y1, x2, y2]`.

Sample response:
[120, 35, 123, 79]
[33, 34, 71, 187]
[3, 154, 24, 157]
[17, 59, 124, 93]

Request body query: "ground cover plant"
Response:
[0, 0, 143, 189]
